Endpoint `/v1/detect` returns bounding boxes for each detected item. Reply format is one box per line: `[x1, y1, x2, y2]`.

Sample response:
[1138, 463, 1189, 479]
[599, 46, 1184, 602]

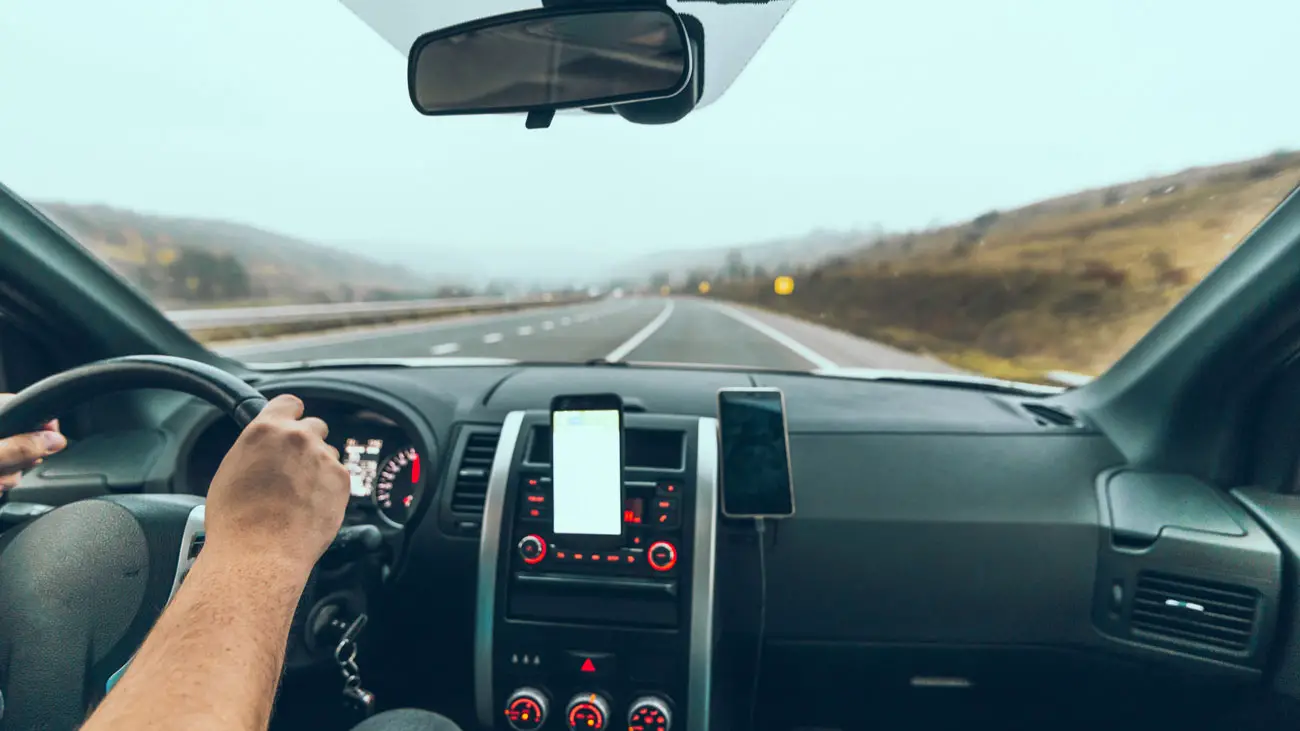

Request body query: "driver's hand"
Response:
[0, 393, 66, 495]
[204, 394, 349, 572]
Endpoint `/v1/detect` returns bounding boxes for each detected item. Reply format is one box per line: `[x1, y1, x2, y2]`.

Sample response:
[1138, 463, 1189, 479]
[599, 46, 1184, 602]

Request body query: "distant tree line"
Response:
[133, 247, 252, 303]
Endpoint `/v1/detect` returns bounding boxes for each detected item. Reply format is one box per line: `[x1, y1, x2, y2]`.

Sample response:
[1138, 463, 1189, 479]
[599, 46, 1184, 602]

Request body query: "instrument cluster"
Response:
[334, 414, 425, 528]
[184, 402, 432, 531]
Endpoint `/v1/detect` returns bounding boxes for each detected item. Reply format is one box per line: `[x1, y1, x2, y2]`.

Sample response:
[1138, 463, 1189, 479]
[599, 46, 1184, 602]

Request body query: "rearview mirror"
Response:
[407, 5, 692, 116]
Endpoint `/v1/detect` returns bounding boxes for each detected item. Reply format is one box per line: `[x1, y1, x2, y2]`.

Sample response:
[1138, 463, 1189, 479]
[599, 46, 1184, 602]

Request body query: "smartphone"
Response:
[717, 387, 795, 518]
[550, 393, 625, 546]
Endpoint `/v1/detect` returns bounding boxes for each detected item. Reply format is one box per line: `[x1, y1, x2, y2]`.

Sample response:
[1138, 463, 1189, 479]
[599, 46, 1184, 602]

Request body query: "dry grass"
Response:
[717, 155, 1300, 382]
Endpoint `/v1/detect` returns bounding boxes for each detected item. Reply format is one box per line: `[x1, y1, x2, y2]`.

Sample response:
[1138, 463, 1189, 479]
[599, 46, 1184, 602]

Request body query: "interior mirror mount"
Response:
[407, 4, 694, 128]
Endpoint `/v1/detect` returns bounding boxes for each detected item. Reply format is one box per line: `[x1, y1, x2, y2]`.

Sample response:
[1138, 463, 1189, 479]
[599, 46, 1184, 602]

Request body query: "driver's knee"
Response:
[349, 709, 465, 731]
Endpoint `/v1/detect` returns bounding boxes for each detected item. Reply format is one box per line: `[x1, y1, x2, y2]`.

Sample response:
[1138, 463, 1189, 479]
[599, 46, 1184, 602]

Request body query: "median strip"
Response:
[175, 295, 590, 344]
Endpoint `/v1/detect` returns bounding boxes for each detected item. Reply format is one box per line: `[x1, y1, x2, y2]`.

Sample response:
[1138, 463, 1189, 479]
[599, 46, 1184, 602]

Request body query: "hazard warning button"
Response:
[565, 651, 615, 678]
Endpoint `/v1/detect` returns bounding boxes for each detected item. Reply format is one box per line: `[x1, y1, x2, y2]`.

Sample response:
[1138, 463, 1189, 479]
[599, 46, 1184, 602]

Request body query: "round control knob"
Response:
[647, 541, 677, 572]
[504, 687, 548, 731]
[565, 692, 610, 730]
[628, 695, 673, 730]
[518, 534, 546, 565]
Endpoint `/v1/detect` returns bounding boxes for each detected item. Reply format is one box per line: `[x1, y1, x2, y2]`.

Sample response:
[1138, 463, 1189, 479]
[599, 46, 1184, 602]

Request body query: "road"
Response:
[213, 297, 963, 373]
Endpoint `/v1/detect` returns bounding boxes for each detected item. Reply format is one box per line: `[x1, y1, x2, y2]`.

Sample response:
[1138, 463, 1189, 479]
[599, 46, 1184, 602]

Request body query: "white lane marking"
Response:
[605, 300, 676, 362]
[712, 303, 838, 370]
[483, 332, 504, 344]
[542, 321, 554, 330]
[517, 325, 534, 336]
[430, 342, 461, 355]
[210, 303, 573, 358]
[575, 314, 589, 323]
[560, 317, 572, 326]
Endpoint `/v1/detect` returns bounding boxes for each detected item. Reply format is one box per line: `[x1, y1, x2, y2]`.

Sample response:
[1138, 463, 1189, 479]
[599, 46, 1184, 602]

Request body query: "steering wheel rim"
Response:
[0, 355, 267, 730]
[0, 354, 267, 440]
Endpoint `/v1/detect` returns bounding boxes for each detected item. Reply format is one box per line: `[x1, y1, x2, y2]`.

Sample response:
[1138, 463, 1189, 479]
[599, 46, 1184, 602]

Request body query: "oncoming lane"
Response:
[216, 298, 663, 363]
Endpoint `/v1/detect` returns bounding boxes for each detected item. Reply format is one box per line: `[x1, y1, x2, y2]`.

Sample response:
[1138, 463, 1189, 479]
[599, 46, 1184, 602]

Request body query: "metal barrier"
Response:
[166, 295, 570, 330]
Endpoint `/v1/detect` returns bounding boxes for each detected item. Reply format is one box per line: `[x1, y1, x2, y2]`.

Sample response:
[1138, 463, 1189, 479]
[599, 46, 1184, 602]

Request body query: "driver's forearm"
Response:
[82, 546, 310, 731]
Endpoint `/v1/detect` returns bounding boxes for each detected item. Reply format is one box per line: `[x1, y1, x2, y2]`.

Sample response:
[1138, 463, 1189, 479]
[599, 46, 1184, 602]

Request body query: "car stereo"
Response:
[476, 410, 717, 731]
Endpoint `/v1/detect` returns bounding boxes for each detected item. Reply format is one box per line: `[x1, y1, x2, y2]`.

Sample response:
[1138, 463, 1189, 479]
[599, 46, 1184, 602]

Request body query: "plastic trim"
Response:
[474, 410, 527, 728]
[688, 417, 719, 731]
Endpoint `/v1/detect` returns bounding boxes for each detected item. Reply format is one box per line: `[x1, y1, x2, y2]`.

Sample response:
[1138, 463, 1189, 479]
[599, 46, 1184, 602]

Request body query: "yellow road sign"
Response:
[659, 285, 671, 296]
[774, 276, 794, 295]
[698, 281, 711, 294]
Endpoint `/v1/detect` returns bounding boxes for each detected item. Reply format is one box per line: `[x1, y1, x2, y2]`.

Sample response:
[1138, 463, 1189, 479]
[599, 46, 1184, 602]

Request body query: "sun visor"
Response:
[337, 0, 796, 109]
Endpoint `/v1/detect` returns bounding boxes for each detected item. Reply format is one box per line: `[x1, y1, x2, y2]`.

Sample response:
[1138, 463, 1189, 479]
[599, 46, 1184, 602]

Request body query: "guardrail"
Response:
[166, 295, 566, 330]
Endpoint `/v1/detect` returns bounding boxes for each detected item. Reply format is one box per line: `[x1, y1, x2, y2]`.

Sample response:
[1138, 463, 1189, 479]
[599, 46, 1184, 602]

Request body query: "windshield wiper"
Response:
[582, 358, 629, 367]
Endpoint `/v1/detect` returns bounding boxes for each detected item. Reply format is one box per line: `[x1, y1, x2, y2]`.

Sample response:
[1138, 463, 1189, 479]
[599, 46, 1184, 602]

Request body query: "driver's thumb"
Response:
[0, 431, 67, 472]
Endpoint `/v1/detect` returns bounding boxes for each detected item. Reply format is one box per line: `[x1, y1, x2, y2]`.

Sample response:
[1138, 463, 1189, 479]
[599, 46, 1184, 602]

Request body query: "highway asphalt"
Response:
[213, 297, 962, 373]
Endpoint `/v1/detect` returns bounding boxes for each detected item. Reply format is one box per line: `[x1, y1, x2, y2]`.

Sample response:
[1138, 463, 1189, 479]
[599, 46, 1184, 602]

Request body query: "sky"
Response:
[2, 0, 1298, 282]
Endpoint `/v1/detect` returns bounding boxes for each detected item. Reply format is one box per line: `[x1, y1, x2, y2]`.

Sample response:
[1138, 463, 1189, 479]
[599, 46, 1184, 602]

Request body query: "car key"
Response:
[334, 614, 375, 720]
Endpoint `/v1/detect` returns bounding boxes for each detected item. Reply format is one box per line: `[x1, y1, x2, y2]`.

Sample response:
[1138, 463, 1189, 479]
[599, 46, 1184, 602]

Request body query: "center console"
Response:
[476, 411, 718, 731]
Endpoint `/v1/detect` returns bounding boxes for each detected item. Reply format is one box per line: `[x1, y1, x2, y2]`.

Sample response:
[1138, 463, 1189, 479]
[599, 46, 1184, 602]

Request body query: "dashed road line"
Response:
[483, 332, 504, 344]
[430, 342, 461, 355]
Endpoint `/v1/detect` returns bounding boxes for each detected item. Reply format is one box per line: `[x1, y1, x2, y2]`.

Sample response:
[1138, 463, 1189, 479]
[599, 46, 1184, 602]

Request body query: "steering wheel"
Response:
[0, 355, 269, 730]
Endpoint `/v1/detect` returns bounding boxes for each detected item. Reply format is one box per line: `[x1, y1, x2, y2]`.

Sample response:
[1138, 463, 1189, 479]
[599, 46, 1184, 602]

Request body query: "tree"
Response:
[648, 271, 671, 289]
[163, 248, 252, 302]
[723, 249, 749, 280]
[822, 255, 851, 271]
[972, 210, 1000, 231]
[684, 269, 711, 290]
[211, 253, 251, 300]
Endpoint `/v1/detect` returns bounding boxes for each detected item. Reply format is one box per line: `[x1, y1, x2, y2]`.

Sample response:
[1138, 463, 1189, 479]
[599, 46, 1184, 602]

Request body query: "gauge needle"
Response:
[411, 453, 420, 483]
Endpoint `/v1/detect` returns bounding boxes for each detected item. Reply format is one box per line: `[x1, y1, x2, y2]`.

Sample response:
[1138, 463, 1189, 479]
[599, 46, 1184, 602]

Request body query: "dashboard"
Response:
[183, 403, 433, 531]
[15, 362, 1300, 730]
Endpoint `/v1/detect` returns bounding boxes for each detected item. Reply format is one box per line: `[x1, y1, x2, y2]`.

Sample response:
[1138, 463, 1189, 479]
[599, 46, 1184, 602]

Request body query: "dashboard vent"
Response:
[450, 429, 500, 515]
[1131, 572, 1259, 652]
[1022, 402, 1080, 428]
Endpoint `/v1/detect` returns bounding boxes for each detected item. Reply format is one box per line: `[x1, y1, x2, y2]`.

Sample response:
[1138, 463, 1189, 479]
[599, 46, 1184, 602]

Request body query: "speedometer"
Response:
[374, 446, 422, 527]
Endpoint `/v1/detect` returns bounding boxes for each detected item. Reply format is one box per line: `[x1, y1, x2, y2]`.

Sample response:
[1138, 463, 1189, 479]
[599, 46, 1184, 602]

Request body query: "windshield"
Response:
[4, 0, 1299, 384]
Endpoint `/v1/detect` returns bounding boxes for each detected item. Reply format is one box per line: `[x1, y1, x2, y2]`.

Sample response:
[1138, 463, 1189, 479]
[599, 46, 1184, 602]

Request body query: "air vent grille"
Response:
[1022, 403, 1080, 428]
[450, 429, 500, 515]
[1131, 572, 1259, 652]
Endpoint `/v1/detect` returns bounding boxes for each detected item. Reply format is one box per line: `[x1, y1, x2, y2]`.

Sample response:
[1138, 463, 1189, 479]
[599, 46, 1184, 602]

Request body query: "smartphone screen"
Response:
[718, 388, 795, 518]
[551, 395, 624, 537]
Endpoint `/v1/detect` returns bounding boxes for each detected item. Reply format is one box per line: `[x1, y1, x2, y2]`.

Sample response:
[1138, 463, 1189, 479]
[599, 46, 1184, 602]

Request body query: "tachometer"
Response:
[374, 446, 422, 527]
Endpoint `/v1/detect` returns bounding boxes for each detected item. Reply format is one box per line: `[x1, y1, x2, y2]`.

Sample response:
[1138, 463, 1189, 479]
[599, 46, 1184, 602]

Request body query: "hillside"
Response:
[36, 203, 451, 308]
[615, 229, 870, 284]
[712, 150, 1300, 382]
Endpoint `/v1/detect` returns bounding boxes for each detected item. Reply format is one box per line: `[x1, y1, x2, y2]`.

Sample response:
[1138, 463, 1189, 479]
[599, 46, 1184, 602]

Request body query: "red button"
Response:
[647, 541, 677, 572]
[518, 535, 546, 565]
